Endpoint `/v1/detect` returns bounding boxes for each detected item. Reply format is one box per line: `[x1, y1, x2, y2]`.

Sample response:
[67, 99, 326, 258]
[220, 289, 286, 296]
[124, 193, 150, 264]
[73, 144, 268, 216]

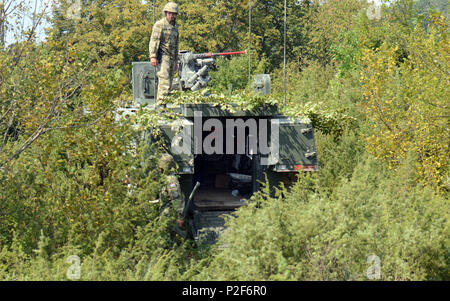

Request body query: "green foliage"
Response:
[413, 0, 448, 18]
[158, 88, 280, 113]
[175, 0, 315, 70]
[360, 9, 449, 189]
[331, 29, 361, 77]
[0, 116, 199, 280]
[210, 55, 268, 92]
[191, 153, 449, 280]
[270, 60, 362, 138]
[282, 100, 358, 138]
[1, 118, 156, 250]
[0, 0, 448, 281]
[305, 0, 366, 65]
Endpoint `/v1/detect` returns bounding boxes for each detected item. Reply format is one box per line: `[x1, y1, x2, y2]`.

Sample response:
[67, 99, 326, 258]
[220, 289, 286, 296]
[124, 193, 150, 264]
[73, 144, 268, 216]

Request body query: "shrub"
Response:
[191, 154, 449, 280]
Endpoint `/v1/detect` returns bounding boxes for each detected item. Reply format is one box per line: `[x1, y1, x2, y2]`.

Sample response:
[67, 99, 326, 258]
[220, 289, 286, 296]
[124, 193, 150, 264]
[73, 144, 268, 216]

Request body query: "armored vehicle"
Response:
[129, 54, 318, 245]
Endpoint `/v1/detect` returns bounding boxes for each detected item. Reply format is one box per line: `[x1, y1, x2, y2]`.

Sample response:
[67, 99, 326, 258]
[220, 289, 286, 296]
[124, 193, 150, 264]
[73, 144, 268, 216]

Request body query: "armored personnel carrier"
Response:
[128, 53, 318, 245]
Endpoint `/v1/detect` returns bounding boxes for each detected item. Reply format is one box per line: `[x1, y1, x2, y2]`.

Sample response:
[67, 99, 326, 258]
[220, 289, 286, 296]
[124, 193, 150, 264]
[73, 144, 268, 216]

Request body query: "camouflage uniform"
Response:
[159, 154, 184, 219]
[149, 3, 179, 103]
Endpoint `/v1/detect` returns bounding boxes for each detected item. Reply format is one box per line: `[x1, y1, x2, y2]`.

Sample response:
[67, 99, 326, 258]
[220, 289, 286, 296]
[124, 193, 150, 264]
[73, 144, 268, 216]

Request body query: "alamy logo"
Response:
[65, 0, 81, 20]
[367, 1, 382, 20]
[171, 111, 279, 166]
[366, 254, 381, 280]
[66, 255, 81, 280]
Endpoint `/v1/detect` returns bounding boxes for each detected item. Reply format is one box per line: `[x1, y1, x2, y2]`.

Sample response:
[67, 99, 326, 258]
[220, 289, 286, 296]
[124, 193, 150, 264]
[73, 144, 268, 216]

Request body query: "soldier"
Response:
[158, 153, 186, 236]
[149, 2, 179, 105]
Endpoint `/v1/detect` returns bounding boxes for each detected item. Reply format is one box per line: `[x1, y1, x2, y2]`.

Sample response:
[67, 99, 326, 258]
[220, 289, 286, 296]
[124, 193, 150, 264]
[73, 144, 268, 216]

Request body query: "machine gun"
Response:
[178, 50, 246, 91]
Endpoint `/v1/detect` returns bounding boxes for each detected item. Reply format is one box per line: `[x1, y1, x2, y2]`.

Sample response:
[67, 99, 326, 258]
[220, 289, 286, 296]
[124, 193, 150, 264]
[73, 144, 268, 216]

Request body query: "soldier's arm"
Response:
[149, 21, 163, 61]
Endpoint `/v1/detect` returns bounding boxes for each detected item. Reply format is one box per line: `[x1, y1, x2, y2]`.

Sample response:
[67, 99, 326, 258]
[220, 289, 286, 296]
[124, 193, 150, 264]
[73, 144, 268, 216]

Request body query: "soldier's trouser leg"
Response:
[157, 55, 175, 103]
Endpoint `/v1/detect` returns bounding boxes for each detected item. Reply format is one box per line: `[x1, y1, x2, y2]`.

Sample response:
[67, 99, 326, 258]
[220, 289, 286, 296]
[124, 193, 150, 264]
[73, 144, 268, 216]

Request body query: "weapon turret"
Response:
[178, 50, 246, 91]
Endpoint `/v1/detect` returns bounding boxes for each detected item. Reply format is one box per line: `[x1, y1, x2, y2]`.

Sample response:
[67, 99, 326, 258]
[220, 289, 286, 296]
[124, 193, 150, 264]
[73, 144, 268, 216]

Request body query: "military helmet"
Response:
[163, 2, 178, 14]
[159, 153, 176, 170]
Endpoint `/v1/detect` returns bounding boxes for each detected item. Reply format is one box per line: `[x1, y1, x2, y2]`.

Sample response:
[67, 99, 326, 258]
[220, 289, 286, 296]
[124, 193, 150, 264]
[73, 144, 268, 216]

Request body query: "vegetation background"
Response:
[0, 0, 448, 280]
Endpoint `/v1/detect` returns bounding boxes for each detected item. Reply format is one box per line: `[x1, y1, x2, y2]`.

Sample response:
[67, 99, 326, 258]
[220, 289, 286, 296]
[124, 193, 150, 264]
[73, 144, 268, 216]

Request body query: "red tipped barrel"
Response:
[213, 50, 247, 56]
[202, 51, 246, 58]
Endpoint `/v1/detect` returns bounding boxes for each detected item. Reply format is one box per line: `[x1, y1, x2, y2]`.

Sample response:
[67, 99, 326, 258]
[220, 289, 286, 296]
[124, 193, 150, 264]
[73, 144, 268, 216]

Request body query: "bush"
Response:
[209, 55, 267, 92]
[190, 154, 449, 280]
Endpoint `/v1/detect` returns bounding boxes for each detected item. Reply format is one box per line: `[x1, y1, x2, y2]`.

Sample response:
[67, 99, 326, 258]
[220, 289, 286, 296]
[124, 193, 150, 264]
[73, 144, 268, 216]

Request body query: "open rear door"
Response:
[270, 117, 319, 172]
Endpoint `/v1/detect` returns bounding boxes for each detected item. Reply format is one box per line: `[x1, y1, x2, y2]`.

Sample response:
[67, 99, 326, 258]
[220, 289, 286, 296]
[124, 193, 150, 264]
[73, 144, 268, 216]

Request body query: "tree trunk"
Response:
[0, 2, 5, 50]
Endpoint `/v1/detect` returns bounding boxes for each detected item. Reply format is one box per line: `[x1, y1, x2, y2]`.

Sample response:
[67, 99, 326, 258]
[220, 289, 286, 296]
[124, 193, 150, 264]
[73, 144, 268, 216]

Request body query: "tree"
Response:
[169, 0, 315, 71]
[0, 0, 70, 168]
[0, 1, 4, 49]
[414, 0, 448, 17]
[306, 0, 366, 65]
[0, 0, 153, 168]
[0, 0, 169, 256]
[360, 5, 449, 189]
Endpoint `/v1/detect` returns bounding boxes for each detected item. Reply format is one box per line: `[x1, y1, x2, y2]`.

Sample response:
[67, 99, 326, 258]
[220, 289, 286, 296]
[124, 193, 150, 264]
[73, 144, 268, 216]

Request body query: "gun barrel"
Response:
[212, 50, 247, 56]
[196, 50, 246, 59]
[183, 181, 201, 219]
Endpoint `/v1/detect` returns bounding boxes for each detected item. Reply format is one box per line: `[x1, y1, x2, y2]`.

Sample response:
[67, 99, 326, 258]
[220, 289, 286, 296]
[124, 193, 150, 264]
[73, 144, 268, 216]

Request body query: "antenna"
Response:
[248, 0, 252, 95]
[153, 0, 157, 103]
[283, 0, 287, 107]
[152, 0, 156, 24]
